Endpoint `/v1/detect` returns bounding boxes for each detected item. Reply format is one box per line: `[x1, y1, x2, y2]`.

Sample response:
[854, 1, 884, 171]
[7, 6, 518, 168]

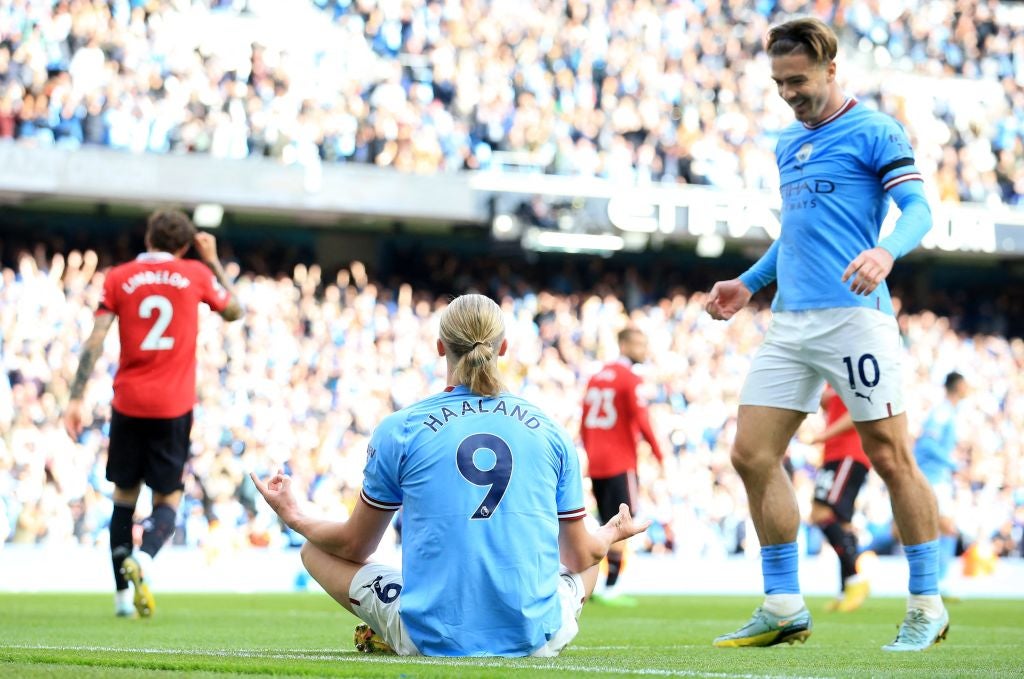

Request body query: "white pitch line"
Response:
[2, 644, 827, 679]
[571, 645, 711, 651]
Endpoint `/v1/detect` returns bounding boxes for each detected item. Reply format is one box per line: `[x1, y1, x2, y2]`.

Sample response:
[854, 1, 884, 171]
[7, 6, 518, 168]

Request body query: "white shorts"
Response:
[348, 563, 585, 657]
[532, 571, 586, 658]
[740, 308, 905, 422]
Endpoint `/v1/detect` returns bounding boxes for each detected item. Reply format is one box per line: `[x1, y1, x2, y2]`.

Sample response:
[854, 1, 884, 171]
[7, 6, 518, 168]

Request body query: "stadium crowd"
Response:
[2, 0, 1024, 203]
[2, 244, 1022, 571]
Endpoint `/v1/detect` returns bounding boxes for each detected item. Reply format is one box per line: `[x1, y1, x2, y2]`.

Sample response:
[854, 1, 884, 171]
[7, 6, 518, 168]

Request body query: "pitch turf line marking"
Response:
[572, 645, 705, 650]
[2, 644, 826, 679]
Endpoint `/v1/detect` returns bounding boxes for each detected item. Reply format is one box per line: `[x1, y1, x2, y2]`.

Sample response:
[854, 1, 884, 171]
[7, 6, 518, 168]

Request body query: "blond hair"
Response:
[439, 294, 507, 397]
[766, 17, 838, 66]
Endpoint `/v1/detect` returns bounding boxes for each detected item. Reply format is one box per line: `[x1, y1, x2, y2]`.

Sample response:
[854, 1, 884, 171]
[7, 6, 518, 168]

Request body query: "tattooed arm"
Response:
[63, 313, 115, 439]
[206, 255, 243, 322]
[194, 232, 243, 322]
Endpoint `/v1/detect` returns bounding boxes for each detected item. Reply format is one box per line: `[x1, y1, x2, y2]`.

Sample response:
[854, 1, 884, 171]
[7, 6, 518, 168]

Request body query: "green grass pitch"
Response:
[2, 593, 1021, 678]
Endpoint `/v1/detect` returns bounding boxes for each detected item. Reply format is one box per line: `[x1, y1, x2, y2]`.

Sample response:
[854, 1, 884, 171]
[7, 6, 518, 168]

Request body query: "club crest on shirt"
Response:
[794, 142, 814, 170]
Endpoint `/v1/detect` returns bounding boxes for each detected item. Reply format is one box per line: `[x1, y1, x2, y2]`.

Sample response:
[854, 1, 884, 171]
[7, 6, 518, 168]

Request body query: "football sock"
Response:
[605, 551, 623, 588]
[115, 588, 132, 610]
[134, 550, 155, 583]
[140, 503, 177, 558]
[937, 534, 957, 583]
[821, 521, 859, 589]
[763, 594, 806, 617]
[761, 542, 804, 616]
[110, 503, 135, 591]
[908, 594, 945, 619]
[905, 539, 940, 595]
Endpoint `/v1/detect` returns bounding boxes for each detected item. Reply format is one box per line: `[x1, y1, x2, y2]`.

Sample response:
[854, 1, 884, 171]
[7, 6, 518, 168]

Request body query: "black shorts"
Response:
[813, 458, 869, 523]
[590, 471, 637, 524]
[107, 407, 193, 495]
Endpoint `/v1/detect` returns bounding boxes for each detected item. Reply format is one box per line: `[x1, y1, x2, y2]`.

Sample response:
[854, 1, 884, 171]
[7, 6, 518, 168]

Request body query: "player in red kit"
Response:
[64, 209, 243, 618]
[580, 327, 664, 604]
[804, 385, 872, 612]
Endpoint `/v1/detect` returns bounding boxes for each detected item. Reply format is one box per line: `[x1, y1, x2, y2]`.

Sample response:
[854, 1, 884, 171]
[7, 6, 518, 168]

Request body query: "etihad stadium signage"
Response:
[2, 142, 1022, 258]
[475, 172, 1024, 257]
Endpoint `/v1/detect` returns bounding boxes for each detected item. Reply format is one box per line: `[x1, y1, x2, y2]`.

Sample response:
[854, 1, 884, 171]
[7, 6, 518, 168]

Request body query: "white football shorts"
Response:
[739, 307, 905, 422]
[348, 563, 585, 657]
[349, 563, 419, 656]
[531, 570, 586, 658]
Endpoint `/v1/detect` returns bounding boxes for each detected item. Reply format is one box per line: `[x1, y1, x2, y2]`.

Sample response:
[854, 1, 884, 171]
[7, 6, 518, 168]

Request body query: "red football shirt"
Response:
[822, 386, 871, 468]
[580, 359, 664, 479]
[98, 252, 230, 418]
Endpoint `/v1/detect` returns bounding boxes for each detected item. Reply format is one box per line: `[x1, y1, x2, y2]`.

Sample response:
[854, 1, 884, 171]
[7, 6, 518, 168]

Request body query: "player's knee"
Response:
[729, 442, 774, 477]
[729, 447, 752, 476]
[861, 436, 912, 481]
[865, 449, 912, 483]
[299, 541, 319, 571]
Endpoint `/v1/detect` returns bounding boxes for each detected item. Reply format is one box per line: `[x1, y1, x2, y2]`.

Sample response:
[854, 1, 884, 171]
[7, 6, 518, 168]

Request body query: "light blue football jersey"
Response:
[360, 385, 587, 657]
[740, 99, 930, 315]
[914, 400, 959, 485]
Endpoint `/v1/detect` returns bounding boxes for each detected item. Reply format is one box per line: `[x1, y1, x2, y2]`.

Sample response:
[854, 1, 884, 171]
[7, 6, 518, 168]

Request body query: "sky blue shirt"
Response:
[360, 385, 587, 657]
[739, 99, 932, 315]
[914, 399, 959, 485]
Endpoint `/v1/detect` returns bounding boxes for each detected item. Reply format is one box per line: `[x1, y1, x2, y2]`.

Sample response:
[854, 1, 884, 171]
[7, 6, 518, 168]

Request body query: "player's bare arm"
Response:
[250, 471, 392, 562]
[705, 279, 753, 321]
[194, 232, 243, 321]
[558, 503, 650, 573]
[804, 411, 855, 445]
[842, 246, 894, 296]
[64, 312, 115, 438]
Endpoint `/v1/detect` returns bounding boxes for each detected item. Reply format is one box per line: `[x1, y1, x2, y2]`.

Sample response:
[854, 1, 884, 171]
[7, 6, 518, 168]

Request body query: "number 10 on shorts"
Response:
[842, 354, 880, 390]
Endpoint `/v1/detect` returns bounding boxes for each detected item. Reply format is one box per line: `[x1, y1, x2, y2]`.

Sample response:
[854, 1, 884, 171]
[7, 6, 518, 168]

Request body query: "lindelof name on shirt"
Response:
[122, 270, 193, 294]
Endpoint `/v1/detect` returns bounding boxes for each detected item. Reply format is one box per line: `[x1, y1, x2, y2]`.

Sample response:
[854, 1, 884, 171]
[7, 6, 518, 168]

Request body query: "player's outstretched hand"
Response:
[193, 232, 219, 264]
[705, 279, 753, 320]
[63, 399, 86, 440]
[842, 247, 894, 296]
[604, 503, 652, 544]
[250, 470, 300, 526]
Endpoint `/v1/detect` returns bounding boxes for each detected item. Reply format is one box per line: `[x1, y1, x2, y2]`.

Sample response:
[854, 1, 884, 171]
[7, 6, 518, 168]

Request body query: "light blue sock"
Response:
[905, 539, 940, 595]
[938, 535, 957, 583]
[762, 542, 800, 594]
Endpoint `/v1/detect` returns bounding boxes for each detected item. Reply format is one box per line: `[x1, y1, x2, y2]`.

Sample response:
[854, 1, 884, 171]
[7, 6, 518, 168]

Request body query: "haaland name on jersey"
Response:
[421, 398, 542, 433]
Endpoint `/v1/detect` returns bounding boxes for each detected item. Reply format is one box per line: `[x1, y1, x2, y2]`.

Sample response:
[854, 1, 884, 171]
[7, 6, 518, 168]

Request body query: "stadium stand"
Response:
[0, 0, 1023, 202]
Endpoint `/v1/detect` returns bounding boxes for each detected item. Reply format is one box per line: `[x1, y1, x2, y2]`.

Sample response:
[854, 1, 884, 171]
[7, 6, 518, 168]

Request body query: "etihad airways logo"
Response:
[780, 179, 835, 197]
[781, 177, 835, 210]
